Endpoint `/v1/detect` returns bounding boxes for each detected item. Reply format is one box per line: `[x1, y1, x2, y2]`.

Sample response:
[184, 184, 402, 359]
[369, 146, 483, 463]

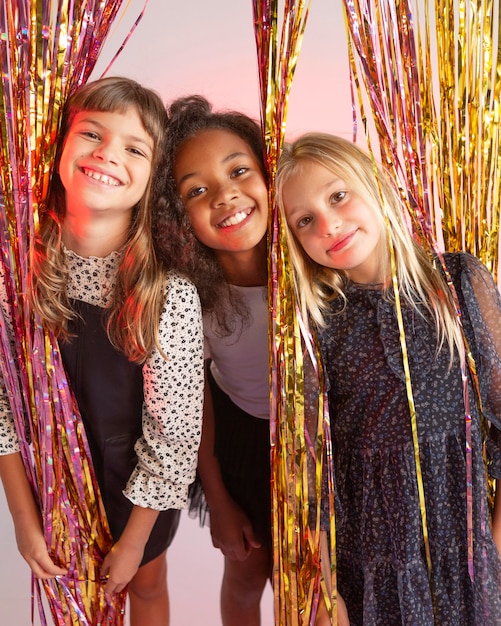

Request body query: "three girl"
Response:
[156, 96, 272, 625]
[276, 132, 501, 625]
[7, 75, 496, 625]
[0, 77, 204, 626]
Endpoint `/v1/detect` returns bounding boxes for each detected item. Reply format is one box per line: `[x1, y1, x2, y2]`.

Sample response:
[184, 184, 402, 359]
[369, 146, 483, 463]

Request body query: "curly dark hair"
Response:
[154, 95, 267, 333]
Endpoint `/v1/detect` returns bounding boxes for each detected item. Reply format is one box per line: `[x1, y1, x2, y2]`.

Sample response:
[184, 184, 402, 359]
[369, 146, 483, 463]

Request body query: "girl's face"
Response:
[59, 107, 154, 218]
[174, 129, 268, 256]
[281, 160, 384, 284]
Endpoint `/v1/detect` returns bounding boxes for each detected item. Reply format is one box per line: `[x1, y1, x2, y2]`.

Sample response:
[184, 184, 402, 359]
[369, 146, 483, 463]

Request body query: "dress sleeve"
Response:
[123, 272, 204, 510]
[0, 265, 20, 455]
[459, 254, 501, 477]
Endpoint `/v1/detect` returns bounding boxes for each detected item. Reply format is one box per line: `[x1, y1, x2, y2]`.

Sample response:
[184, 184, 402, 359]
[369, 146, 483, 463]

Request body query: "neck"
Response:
[62, 208, 132, 258]
[217, 238, 268, 287]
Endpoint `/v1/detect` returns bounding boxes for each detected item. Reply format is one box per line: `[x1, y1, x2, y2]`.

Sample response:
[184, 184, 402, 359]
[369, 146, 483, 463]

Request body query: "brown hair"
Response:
[31, 76, 169, 363]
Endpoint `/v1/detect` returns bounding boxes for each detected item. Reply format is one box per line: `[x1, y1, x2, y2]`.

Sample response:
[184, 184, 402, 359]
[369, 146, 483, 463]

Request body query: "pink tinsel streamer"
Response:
[0, 1, 148, 623]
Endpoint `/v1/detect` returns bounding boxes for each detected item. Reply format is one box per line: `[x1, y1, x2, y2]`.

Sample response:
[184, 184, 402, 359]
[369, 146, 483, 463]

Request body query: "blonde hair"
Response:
[276, 132, 464, 362]
[31, 77, 168, 363]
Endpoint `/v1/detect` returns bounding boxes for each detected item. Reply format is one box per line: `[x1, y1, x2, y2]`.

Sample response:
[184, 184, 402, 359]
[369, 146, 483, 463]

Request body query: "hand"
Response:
[0, 452, 66, 579]
[101, 540, 145, 594]
[14, 511, 68, 579]
[209, 495, 261, 561]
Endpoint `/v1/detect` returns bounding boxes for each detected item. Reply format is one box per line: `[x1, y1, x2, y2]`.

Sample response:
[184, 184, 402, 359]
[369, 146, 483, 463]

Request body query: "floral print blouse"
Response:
[0, 247, 204, 510]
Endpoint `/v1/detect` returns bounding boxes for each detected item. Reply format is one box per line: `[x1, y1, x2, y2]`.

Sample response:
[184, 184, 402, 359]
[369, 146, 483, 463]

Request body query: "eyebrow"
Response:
[285, 177, 344, 217]
[177, 151, 249, 187]
[285, 205, 306, 220]
[74, 116, 153, 150]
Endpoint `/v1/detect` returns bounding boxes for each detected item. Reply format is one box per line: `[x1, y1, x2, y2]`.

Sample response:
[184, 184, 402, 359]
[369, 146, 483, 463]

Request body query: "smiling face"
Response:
[58, 107, 154, 220]
[281, 160, 385, 284]
[174, 129, 269, 262]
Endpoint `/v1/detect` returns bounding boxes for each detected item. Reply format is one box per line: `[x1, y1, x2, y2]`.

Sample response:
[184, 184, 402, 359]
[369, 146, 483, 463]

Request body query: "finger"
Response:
[227, 539, 253, 561]
[242, 526, 262, 550]
[105, 579, 126, 595]
[27, 554, 68, 579]
[101, 561, 110, 577]
[30, 561, 68, 579]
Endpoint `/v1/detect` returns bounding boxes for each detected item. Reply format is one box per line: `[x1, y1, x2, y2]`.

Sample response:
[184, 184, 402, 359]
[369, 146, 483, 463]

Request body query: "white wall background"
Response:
[0, 0, 352, 623]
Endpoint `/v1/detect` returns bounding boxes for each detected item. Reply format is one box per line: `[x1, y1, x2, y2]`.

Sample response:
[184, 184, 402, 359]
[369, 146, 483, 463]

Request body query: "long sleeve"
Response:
[454, 253, 501, 477]
[0, 265, 20, 455]
[123, 272, 204, 509]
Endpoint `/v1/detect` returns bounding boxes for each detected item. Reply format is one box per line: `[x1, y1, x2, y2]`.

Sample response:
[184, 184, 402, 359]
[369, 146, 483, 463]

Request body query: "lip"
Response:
[79, 166, 123, 187]
[216, 207, 254, 229]
[328, 229, 357, 253]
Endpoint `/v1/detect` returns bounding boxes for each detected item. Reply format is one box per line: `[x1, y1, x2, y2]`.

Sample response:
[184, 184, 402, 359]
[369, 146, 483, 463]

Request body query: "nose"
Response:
[316, 211, 340, 237]
[211, 181, 239, 207]
[92, 140, 119, 165]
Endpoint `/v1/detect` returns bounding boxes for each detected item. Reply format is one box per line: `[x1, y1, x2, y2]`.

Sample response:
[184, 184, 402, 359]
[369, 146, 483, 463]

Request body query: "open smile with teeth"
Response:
[217, 208, 253, 228]
[82, 168, 122, 187]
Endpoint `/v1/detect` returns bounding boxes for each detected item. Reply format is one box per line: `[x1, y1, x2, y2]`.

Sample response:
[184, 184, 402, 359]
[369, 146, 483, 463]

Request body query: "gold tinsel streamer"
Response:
[341, 0, 500, 593]
[341, 0, 501, 275]
[253, 1, 337, 623]
[0, 2, 147, 623]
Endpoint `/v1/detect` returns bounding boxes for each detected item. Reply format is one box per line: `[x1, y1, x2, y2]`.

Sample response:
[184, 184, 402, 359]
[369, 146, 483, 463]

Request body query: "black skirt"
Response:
[189, 361, 271, 549]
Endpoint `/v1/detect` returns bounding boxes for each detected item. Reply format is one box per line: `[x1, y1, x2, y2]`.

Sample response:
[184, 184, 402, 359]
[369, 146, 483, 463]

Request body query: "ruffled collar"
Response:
[63, 244, 122, 308]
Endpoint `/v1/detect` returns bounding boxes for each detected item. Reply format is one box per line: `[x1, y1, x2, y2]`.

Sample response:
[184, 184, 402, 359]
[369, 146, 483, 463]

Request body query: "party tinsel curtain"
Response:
[341, 0, 500, 603]
[252, 1, 338, 623]
[342, 0, 500, 277]
[0, 2, 146, 623]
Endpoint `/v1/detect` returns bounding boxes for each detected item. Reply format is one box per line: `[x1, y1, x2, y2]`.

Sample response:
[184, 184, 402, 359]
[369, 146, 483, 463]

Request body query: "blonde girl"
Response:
[276, 132, 501, 625]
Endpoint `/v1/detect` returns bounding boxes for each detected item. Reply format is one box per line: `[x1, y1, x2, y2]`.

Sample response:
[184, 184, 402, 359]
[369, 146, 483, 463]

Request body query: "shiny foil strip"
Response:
[0, 1, 146, 623]
[342, 0, 499, 590]
[343, 0, 500, 278]
[253, 1, 338, 623]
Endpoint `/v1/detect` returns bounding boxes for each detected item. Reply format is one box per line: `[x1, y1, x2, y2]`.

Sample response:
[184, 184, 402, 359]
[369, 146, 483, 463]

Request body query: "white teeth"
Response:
[219, 209, 251, 228]
[82, 168, 121, 187]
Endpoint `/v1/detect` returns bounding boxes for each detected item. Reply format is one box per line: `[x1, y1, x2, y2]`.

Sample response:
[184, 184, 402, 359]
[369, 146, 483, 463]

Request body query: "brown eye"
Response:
[231, 166, 248, 178]
[297, 216, 313, 229]
[330, 191, 347, 204]
[186, 186, 206, 199]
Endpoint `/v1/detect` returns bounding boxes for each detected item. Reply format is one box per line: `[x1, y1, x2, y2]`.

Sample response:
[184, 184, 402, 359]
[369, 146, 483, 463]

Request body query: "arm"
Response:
[197, 381, 260, 561]
[492, 487, 501, 555]
[461, 255, 501, 430]
[124, 274, 205, 510]
[101, 504, 160, 593]
[0, 451, 67, 578]
[0, 265, 67, 578]
[458, 255, 501, 547]
[101, 277, 204, 587]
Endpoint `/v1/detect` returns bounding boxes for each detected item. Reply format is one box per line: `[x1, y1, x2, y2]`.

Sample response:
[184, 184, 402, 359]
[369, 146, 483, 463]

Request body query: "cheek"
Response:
[141, 170, 152, 192]
[294, 231, 312, 254]
[58, 154, 71, 190]
[185, 210, 209, 241]
[57, 141, 80, 183]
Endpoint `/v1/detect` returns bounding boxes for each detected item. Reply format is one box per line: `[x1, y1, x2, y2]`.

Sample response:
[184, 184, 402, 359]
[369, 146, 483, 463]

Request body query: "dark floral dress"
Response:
[318, 253, 501, 625]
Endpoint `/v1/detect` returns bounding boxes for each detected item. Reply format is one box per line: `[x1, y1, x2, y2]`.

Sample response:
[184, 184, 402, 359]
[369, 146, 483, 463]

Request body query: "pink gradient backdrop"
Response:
[90, 0, 352, 139]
